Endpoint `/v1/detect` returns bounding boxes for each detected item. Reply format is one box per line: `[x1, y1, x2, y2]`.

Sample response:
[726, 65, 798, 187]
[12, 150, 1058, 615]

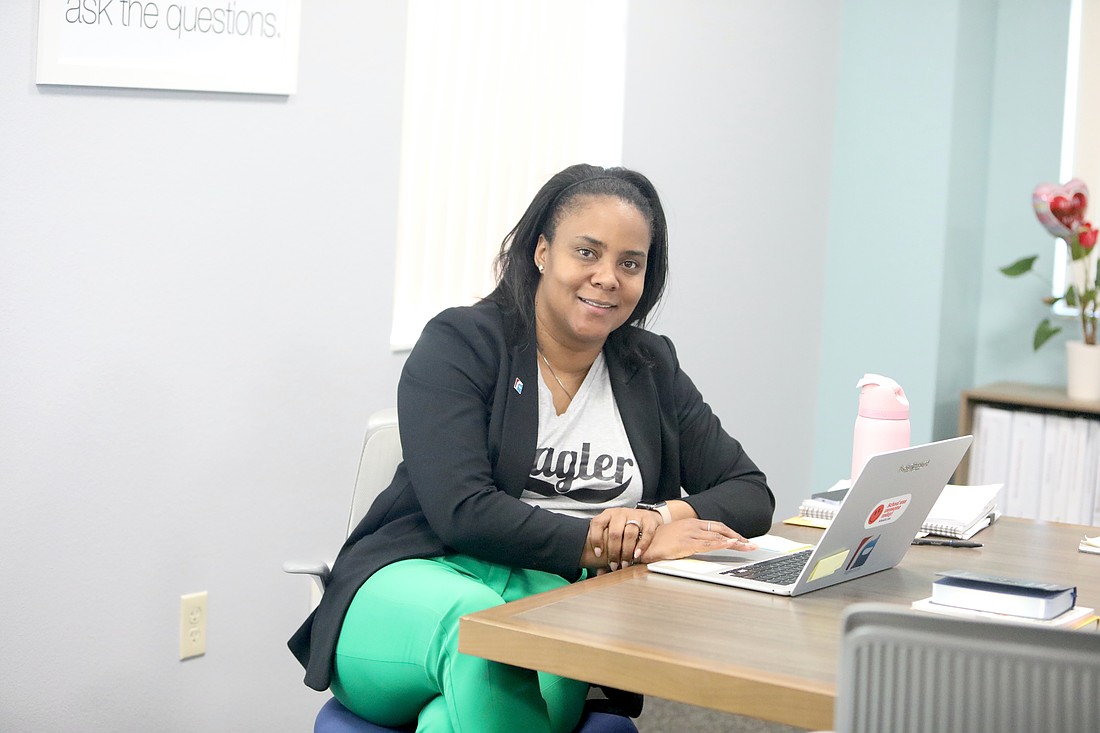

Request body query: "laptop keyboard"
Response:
[719, 548, 813, 586]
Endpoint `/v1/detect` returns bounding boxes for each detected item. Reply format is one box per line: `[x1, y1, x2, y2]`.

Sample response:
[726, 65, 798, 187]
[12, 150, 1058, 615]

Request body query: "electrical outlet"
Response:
[179, 591, 207, 660]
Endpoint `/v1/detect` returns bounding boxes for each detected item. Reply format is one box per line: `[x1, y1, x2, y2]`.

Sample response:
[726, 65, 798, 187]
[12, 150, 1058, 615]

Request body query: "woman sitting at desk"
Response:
[289, 163, 775, 732]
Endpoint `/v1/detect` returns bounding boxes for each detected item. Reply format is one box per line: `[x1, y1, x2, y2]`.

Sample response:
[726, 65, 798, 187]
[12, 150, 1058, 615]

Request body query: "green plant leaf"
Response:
[1071, 238, 1087, 261]
[1000, 256, 1038, 276]
[1033, 318, 1061, 351]
[1066, 285, 1079, 308]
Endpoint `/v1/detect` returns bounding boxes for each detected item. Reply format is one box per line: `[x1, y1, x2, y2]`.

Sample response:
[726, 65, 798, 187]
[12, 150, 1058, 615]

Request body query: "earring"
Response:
[537, 264, 545, 274]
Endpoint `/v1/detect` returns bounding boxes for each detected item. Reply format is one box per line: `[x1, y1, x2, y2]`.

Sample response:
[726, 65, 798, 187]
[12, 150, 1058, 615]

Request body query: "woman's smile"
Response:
[579, 296, 615, 310]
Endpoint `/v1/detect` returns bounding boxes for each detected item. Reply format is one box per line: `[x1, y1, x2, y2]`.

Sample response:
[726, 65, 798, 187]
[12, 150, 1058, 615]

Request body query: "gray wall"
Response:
[2, 3, 408, 731]
[623, 1, 842, 522]
[0, 1, 1080, 731]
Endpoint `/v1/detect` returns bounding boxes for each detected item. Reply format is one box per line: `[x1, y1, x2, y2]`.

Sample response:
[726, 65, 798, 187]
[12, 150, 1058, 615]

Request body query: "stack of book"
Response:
[911, 569, 1098, 630]
[797, 482, 1002, 540]
[970, 404, 1100, 524]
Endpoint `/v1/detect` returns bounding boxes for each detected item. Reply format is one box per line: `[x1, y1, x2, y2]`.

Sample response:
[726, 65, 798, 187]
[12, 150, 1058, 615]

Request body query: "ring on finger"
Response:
[706, 521, 712, 532]
[625, 519, 642, 529]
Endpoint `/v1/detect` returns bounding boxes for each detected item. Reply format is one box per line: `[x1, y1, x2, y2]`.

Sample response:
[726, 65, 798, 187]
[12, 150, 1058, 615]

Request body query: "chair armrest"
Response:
[282, 560, 331, 593]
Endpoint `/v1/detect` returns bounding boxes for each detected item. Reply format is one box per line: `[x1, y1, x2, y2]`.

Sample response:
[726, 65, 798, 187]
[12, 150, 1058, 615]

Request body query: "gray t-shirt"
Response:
[521, 352, 643, 518]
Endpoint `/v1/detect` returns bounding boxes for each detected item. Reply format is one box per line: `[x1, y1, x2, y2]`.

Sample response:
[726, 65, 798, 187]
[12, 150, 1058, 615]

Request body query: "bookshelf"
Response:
[958, 382, 1100, 525]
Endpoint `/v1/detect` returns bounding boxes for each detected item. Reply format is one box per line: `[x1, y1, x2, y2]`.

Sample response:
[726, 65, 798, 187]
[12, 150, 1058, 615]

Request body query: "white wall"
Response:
[1, 3, 407, 730]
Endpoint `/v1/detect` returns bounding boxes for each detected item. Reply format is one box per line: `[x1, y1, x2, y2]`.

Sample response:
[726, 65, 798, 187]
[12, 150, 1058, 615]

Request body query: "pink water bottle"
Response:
[850, 374, 910, 484]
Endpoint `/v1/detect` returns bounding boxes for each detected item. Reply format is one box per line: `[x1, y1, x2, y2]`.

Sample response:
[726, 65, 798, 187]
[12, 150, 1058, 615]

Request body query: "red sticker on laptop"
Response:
[864, 494, 911, 529]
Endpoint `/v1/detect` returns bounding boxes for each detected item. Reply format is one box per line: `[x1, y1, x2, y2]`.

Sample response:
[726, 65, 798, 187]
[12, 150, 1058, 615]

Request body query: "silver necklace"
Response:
[537, 348, 575, 399]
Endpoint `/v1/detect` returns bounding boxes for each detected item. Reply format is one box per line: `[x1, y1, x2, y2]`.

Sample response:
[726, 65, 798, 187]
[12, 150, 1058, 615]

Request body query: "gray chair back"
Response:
[835, 603, 1100, 733]
[346, 408, 401, 537]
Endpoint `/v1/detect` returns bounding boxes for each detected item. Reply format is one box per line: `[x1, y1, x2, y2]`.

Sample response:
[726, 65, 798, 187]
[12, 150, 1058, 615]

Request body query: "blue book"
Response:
[931, 570, 1076, 620]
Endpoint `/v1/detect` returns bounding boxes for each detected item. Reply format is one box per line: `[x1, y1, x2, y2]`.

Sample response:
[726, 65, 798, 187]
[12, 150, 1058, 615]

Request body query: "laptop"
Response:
[648, 436, 973, 596]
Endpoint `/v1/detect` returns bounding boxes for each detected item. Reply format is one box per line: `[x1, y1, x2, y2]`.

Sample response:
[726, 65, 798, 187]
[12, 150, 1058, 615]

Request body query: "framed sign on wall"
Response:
[36, 0, 302, 95]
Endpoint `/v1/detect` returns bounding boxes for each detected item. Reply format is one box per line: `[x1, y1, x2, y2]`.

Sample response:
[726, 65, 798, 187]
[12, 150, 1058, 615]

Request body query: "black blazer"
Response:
[289, 300, 775, 691]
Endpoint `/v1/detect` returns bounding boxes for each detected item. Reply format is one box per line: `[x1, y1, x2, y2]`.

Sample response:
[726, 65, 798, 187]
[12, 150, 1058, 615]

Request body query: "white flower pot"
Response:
[1066, 340, 1100, 401]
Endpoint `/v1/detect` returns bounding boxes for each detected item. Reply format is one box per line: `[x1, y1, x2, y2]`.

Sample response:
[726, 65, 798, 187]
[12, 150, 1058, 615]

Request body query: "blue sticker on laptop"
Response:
[846, 535, 880, 571]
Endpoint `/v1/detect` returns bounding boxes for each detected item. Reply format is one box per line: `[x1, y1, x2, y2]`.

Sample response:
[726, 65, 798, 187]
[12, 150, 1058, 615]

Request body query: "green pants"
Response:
[331, 555, 588, 733]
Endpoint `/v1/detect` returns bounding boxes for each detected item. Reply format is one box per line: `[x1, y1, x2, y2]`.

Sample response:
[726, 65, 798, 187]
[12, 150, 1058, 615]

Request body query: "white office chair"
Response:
[284, 407, 402, 597]
[285, 408, 638, 733]
[824, 603, 1100, 733]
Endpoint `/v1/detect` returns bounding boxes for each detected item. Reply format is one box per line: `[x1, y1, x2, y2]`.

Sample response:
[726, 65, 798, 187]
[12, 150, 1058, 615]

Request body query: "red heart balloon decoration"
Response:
[1051, 196, 1071, 213]
[1072, 192, 1088, 220]
[1033, 179, 1089, 239]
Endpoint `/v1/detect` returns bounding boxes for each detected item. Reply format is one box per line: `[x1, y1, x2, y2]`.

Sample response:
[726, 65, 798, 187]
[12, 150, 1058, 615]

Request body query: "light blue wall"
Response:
[974, 0, 1075, 384]
[931, 0, 999, 443]
[812, 0, 992, 485]
[812, 0, 1074, 490]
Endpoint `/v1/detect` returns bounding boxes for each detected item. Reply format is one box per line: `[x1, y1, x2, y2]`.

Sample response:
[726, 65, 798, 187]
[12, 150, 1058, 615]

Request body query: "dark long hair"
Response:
[486, 164, 669, 351]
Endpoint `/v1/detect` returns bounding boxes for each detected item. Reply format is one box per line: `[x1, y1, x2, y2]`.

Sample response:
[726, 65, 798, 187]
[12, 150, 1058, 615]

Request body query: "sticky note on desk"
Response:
[784, 515, 831, 529]
[808, 549, 849, 581]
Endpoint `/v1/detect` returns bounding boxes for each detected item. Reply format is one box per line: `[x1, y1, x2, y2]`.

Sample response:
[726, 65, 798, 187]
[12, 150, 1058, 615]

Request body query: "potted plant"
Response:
[1001, 178, 1100, 400]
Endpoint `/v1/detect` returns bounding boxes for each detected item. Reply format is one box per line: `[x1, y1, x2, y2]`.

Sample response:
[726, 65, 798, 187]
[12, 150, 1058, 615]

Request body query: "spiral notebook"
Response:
[798, 482, 1002, 539]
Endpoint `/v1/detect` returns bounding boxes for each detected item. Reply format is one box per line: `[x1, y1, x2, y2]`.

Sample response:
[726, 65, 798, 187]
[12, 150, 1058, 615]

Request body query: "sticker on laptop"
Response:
[845, 535, 880, 571]
[808, 548, 849, 581]
[864, 493, 911, 528]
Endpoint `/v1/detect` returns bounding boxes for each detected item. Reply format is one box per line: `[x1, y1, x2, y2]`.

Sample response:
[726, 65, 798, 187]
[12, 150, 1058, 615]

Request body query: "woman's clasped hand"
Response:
[587, 508, 759, 572]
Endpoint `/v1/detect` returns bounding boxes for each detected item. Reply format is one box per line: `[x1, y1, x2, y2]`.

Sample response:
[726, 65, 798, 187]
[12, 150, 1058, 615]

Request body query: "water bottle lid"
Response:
[856, 374, 910, 419]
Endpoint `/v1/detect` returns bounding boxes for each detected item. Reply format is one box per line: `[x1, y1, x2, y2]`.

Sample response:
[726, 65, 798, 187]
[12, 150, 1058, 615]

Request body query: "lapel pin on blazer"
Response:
[513, 378, 524, 395]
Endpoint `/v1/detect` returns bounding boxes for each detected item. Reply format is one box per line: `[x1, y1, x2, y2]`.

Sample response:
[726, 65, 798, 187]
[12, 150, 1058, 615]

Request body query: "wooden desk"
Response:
[459, 518, 1100, 730]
